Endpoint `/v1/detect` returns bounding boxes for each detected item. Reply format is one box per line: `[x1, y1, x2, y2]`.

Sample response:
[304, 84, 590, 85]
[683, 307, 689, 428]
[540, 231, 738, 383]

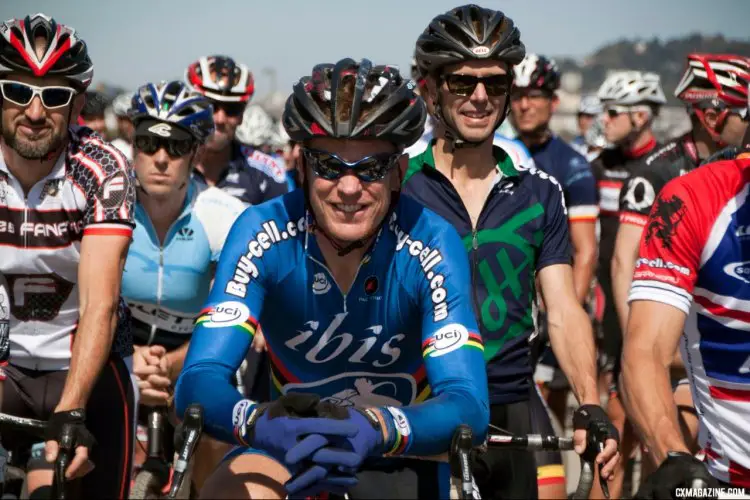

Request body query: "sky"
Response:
[5, 0, 749, 96]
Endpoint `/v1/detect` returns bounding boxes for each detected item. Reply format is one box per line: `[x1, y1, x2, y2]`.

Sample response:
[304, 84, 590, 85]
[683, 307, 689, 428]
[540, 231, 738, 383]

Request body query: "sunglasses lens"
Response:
[135, 136, 159, 154]
[483, 75, 510, 96]
[216, 103, 245, 117]
[445, 74, 477, 96]
[167, 139, 195, 157]
[41, 87, 74, 108]
[304, 150, 397, 182]
[1, 82, 34, 106]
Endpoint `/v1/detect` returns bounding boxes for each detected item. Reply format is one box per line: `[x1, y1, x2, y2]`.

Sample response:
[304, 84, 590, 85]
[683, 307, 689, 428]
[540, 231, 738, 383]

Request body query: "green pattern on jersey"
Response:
[462, 203, 544, 361]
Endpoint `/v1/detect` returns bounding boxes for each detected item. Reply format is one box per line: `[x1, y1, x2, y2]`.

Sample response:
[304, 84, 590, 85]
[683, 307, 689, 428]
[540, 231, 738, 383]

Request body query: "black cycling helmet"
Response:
[514, 54, 561, 94]
[415, 4, 525, 77]
[283, 58, 426, 150]
[81, 90, 109, 118]
[0, 13, 93, 91]
[414, 5, 525, 149]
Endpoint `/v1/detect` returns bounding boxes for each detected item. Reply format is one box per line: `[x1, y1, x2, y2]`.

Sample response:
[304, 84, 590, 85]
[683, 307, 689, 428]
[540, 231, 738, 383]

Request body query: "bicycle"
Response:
[450, 424, 596, 500]
[0, 412, 73, 499]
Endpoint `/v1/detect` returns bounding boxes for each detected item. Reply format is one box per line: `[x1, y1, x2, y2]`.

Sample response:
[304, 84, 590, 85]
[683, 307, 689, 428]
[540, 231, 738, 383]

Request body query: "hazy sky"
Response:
[5, 0, 749, 96]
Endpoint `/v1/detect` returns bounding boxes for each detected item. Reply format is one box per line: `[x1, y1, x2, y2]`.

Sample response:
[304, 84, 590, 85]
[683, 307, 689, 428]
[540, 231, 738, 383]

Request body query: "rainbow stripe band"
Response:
[195, 308, 258, 339]
[383, 407, 412, 457]
[421, 332, 484, 358]
[385, 430, 410, 456]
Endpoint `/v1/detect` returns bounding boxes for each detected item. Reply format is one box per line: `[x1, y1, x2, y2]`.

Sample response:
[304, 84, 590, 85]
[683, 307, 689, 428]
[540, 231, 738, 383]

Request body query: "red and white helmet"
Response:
[184, 55, 254, 103]
[674, 53, 750, 107]
[0, 13, 93, 90]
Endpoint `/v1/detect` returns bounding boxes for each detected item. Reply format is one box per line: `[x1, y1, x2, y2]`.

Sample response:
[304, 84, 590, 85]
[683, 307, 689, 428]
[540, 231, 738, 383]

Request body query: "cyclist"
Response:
[571, 95, 603, 156]
[122, 80, 246, 491]
[622, 97, 750, 496]
[176, 57, 489, 499]
[590, 69, 666, 499]
[184, 55, 288, 205]
[406, 5, 619, 499]
[79, 90, 109, 135]
[0, 13, 135, 498]
[510, 53, 598, 497]
[111, 91, 134, 161]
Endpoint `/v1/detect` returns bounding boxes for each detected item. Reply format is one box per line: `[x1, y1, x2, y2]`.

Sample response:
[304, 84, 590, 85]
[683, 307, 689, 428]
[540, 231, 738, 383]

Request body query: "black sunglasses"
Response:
[443, 74, 511, 97]
[302, 148, 401, 182]
[135, 135, 196, 158]
[212, 101, 246, 117]
[0, 80, 76, 109]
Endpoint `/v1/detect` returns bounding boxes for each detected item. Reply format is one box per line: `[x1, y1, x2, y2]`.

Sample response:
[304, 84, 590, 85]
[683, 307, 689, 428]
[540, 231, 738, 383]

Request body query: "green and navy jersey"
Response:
[403, 142, 572, 404]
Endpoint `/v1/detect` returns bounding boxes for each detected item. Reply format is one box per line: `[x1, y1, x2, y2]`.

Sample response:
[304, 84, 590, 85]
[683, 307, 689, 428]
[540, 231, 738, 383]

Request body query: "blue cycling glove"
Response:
[284, 407, 386, 496]
[236, 394, 358, 469]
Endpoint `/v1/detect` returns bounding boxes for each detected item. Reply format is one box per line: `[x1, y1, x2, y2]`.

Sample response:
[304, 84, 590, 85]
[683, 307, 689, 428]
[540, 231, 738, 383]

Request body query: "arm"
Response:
[175, 208, 269, 444]
[620, 301, 690, 463]
[611, 223, 644, 333]
[165, 342, 190, 383]
[569, 221, 597, 303]
[57, 233, 131, 411]
[373, 222, 489, 458]
[539, 264, 598, 405]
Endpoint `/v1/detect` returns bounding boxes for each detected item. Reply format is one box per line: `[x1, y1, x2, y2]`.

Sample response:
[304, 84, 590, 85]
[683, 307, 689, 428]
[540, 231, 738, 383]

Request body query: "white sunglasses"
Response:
[0, 80, 77, 110]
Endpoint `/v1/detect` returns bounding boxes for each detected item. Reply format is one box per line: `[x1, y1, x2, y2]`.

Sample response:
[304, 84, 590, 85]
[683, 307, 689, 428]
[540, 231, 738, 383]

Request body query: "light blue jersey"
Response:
[122, 179, 245, 349]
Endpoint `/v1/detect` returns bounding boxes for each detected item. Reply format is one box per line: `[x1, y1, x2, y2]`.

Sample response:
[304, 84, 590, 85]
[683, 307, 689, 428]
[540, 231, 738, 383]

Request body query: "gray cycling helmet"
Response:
[414, 5, 525, 149]
[283, 58, 426, 149]
[415, 4, 525, 77]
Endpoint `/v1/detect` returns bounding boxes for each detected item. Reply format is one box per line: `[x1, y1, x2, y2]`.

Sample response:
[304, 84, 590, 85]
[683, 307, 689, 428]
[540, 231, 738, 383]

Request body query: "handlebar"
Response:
[451, 425, 596, 500]
[0, 412, 69, 499]
[168, 404, 204, 499]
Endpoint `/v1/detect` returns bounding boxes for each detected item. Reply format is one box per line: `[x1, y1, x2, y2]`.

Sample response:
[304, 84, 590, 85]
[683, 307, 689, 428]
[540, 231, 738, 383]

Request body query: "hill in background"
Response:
[555, 33, 750, 102]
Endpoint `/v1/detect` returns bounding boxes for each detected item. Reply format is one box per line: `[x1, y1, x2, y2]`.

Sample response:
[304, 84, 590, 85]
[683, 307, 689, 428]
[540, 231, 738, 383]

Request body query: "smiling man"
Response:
[403, 5, 619, 499]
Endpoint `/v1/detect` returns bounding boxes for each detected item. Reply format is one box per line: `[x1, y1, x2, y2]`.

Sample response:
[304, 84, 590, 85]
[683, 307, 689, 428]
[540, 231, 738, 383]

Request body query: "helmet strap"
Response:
[692, 107, 729, 148]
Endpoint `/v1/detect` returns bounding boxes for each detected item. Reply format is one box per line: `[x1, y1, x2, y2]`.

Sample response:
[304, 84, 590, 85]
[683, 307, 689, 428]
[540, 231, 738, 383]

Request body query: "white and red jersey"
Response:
[0, 127, 135, 371]
[629, 153, 750, 487]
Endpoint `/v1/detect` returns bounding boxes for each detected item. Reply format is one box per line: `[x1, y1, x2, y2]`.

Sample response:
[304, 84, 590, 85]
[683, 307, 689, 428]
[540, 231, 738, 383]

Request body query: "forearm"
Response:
[572, 245, 596, 304]
[611, 251, 634, 335]
[56, 303, 118, 411]
[548, 304, 598, 405]
[166, 341, 190, 383]
[621, 341, 689, 464]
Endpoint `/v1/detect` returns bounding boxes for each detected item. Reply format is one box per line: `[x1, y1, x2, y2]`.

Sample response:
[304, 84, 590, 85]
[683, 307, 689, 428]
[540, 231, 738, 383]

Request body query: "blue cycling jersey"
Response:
[527, 135, 598, 223]
[175, 189, 489, 457]
[122, 179, 245, 348]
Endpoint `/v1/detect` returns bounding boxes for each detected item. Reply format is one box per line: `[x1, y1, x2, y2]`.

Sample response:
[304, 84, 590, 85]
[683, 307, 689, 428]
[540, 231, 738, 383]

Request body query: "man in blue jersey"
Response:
[510, 54, 599, 444]
[406, 6, 618, 499]
[176, 59, 489, 499]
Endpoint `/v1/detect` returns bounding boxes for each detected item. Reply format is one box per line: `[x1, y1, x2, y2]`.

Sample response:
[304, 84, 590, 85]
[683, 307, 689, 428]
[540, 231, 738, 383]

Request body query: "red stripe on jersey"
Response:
[72, 152, 106, 181]
[709, 385, 750, 402]
[83, 226, 133, 238]
[598, 180, 623, 188]
[729, 460, 750, 488]
[619, 212, 648, 227]
[694, 294, 750, 323]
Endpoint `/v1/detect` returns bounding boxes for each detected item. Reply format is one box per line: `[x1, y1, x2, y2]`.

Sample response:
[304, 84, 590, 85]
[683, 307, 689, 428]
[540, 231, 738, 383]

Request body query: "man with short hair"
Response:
[0, 13, 136, 498]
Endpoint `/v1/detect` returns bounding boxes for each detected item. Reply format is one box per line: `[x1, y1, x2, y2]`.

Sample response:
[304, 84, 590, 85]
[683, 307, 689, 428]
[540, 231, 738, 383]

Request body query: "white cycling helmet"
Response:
[112, 92, 133, 118]
[268, 120, 290, 151]
[584, 115, 610, 149]
[578, 95, 603, 115]
[236, 104, 274, 147]
[597, 71, 667, 106]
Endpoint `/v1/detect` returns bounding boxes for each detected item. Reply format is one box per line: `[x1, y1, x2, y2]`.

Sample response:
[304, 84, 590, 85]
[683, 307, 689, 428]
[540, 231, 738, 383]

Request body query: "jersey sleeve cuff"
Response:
[619, 212, 648, 227]
[536, 256, 572, 272]
[379, 406, 412, 457]
[83, 222, 133, 238]
[568, 205, 599, 222]
[628, 279, 692, 314]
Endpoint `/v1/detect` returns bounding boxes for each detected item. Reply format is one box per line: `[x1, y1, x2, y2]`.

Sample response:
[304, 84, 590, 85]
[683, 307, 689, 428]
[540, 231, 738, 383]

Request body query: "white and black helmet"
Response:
[514, 54, 561, 93]
[597, 71, 667, 106]
[578, 94, 603, 116]
[236, 104, 274, 147]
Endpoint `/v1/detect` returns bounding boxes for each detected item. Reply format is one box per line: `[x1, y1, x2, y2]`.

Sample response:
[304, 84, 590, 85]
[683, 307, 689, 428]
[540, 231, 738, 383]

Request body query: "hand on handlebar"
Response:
[573, 405, 620, 480]
[44, 408, 96, 480]
[634, 452, 719, 499]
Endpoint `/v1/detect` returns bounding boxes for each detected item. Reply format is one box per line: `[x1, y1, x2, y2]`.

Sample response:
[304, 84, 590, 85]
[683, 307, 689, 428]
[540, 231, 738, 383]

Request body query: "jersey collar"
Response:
[409, 139, 518, 181]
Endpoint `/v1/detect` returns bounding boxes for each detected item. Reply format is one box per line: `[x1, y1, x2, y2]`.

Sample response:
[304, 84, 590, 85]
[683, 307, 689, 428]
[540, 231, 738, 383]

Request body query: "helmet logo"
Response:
[472, 46, 490, 56]
[148, 123, 172, 138]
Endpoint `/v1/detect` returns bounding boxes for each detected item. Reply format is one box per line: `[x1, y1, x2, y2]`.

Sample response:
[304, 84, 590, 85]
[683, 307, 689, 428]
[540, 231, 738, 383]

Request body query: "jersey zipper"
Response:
[307, 254, 369, 314]
[429, 169, 498, 323]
